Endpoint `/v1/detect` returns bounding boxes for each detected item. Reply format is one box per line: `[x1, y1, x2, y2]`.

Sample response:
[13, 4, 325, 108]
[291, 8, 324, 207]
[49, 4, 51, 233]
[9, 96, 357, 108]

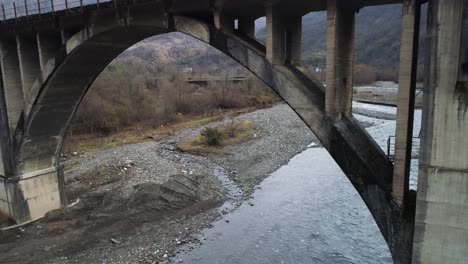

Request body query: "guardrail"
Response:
[0, 0, 115, 22]
[387, 135, 421, 162]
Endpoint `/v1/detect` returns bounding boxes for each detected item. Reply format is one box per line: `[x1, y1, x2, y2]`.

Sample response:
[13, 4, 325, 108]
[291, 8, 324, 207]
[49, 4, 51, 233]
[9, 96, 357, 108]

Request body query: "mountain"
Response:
[256, 4, 427, 70]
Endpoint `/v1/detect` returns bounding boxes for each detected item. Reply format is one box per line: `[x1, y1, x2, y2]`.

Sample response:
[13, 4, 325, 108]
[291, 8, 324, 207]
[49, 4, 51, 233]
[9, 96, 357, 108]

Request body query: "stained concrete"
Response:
[413, 0, 468, 263]
[393, 0, 420, 205]
[0, 39, 24, 135]
[325, 0, 355, 119]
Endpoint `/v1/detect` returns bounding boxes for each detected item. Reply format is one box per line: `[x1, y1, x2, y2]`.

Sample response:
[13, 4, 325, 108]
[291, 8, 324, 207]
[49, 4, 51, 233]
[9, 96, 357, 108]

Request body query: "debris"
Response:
[110, 238, 121, 244]
[72, 152, 78, 156]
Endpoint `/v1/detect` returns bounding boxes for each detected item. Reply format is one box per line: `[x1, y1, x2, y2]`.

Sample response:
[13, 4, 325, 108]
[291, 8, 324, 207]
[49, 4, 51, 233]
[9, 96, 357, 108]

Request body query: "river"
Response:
[174, 147, 392, 263]
[171, 103, 421, 264]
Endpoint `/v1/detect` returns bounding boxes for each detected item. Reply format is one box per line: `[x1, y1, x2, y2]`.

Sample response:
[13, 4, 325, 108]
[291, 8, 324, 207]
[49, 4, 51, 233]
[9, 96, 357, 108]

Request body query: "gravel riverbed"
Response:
[0, 104, 317, 264]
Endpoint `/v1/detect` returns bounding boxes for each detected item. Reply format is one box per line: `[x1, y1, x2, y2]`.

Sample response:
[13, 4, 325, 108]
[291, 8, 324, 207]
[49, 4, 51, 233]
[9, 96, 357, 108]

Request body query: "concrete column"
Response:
[0, 66, 12, 218]
[238, 18, 255, 37]
[266, 3, 286, 65]
[16, 35, 41, 100]
[214, 9, 234, 31]
[266, 4, 302, 66]
[392, 0, 420, 206]
[413, 0, 468, 263]
[325, 0, 355, 119]
[36, 32, 62, 70]
[60, 29, 75, 44]
[0, 40, 24, 135]
[287, 16, 302, 66]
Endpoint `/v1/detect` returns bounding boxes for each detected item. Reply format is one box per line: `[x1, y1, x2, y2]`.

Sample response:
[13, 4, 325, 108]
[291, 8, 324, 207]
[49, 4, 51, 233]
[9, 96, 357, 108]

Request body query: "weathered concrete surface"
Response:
[0, 70, 11, 216]
[325, 0, 355, 119]
[36, 32, 62, 71]
[7, 169, 65, 222]
[16, 35, 41, 102]
[413, 1, 468, 263]
[265, 4, 302, 66]
[0, 39, 24, 135]
[393, 0, 420, 205]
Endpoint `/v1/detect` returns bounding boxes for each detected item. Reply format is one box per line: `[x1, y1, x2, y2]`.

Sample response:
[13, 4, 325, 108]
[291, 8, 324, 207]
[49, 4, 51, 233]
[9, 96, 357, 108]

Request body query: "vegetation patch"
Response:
[178, 120, 257, 154]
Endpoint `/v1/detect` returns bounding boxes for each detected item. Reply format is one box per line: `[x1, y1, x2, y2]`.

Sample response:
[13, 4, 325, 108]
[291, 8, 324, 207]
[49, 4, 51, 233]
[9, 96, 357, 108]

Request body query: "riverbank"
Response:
[0, 104, 317, 264]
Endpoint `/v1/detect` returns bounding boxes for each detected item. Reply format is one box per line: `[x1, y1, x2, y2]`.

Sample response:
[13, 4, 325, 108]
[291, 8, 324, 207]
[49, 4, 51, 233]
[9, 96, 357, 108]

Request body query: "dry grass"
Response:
[178, 120, 257, 155]
[63, 107, 262, 154]
[64, 114, 223, 153]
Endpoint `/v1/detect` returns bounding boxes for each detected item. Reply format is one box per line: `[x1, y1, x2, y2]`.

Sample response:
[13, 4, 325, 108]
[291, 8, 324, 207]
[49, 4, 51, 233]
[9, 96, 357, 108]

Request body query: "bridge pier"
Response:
[413, 0, 468, 263]
[0, 39, 24, 135]
[393, 0, 420, 206]
[325, 0, 355, 119]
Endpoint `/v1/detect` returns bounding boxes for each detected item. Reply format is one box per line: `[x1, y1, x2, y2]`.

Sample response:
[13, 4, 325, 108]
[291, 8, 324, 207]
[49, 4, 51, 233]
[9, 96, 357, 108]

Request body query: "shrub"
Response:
[201, 127, 221, 146]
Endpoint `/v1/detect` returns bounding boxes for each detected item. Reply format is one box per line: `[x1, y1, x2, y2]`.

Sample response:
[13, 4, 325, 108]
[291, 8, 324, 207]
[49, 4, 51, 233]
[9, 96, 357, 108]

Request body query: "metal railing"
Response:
[387, 136, 421, 162]
[0, 0, 116, 22]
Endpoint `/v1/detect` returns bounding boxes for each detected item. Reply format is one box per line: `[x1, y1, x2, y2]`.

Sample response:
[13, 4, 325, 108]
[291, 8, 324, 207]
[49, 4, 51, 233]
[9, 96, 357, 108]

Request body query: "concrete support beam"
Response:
[36, 32, 62, 70]
[392, 0, 420, 206]
[16, 35, 41, 100]
[266, 4, 302, 65]
[0, 40, 24, 135]
[325, 0, 355, 119]
[413, 0, 468, 263]
[238, 18, 255, 37]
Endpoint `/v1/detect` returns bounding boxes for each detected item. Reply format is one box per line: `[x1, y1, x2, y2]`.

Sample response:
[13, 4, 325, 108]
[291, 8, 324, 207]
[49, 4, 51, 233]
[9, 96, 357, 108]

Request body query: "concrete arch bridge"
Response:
[0, 0, 466, 263]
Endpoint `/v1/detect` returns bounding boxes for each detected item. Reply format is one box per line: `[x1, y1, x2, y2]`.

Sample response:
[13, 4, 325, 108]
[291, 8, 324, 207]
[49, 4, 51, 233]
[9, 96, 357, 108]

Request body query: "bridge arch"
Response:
[10, 13, 407, 262]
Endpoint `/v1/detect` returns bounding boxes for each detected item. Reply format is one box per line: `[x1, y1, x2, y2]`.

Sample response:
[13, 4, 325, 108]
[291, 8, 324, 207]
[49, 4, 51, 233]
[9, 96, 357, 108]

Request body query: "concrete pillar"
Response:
[392, 0, 420, 206]
[214, 9, 234, 31]
[266, 3, 286, 65]
[413, 0, 468, 263]
[0, 67, 12, 217]
[238, 18, 255, 37]
[325, 0, 355, 119]
[60, 29, 75, 44]
[287, 16, 302, 66]
[266, 4, 302, 66]
[16, 35, 41, 100]
[0, 40, 24, 135]
[36, 32, 62, 70]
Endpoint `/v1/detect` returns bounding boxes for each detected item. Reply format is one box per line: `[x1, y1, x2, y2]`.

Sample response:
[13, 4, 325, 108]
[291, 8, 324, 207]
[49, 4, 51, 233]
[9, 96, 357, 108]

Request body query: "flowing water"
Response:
[171, 103, 421, 263]
[174, 147, 393, 263]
